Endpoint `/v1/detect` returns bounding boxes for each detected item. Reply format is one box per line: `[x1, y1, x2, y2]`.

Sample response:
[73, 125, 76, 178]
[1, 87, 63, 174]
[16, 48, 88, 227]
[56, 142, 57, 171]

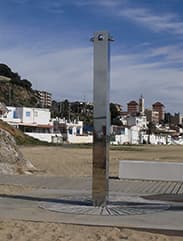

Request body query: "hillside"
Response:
[0, 82, 39, 107]
[0, 64, 40, 107]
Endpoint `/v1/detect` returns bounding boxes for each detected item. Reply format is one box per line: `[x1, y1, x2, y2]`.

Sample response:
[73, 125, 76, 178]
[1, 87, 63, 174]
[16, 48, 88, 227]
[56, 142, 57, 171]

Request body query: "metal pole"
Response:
[91, 31, 113, 207]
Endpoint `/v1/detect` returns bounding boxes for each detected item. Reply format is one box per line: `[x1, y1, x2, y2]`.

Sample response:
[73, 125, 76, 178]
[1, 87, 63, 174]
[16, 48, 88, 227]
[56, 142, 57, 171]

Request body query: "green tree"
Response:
[62, 99, 70, 119]
[110, 103, 122, 125]
[0, 64, 12, 78]
[147, 122, 157, 134]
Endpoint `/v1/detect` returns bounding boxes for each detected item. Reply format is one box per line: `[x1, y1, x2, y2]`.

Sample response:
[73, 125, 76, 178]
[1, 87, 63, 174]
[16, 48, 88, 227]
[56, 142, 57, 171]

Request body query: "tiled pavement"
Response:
[0, 175, 182, 196]
[0, 175, 183, 230]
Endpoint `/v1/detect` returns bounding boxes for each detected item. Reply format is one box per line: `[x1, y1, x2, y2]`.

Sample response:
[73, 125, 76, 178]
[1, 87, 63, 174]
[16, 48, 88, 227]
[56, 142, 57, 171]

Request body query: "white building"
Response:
[120, 115, 128, 126]
[111, 126, 172, 145]
[1, 106, 21, 125]
[64, 120, 83, 136]
[111, 126, 140, 145]
[1, 106, 51, 126]
[1, 106, 59, 143]
[127, 115, 147, 129]
[140, 133, 171, 145]
[1, 106, 92, 143]
[53, 118, 92, 144]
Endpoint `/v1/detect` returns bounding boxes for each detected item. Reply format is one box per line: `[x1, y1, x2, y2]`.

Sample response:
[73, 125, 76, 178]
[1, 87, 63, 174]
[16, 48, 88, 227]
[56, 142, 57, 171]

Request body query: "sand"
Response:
[0, 145, 183, 241]
[0, 221, 183, 241]
[20, 145, 183, 177]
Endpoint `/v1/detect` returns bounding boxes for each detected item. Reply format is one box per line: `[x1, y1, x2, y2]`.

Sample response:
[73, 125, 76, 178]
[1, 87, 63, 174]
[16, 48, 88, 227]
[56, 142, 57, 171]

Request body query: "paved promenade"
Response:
[0, 175, 182, 231]
[0, 175, 183, 195]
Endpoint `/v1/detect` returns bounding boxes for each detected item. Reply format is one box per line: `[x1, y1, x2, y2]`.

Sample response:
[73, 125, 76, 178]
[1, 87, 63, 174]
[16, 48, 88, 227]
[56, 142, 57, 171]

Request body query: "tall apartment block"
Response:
[145, 109, 159, 124]
[152, 101, 165, 123]
[36, 91, 52, 108]
[127, 100, 139, 115]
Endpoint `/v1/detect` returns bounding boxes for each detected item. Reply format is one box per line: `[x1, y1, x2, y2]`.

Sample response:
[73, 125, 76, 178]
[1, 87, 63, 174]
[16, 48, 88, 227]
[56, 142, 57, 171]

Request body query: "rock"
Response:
[0, 128, 36, 174]
[6, 233, 13, 240]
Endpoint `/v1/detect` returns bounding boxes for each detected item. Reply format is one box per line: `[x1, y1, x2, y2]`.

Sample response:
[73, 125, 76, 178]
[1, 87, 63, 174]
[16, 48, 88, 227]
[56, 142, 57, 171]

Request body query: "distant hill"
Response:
[0, 63, 40, 107]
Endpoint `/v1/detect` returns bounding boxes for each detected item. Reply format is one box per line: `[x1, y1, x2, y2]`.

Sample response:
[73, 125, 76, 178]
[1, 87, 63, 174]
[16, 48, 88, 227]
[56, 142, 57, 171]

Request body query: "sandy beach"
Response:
[0, 145, 183, 241]
[20, 145, 183, 177]
[0, 220, 183, 241]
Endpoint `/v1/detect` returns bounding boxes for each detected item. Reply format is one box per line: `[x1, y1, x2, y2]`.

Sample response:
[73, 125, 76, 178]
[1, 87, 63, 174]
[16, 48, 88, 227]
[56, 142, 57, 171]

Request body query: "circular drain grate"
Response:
[39, 194, 170, 216]
[39, 202, 170, 216]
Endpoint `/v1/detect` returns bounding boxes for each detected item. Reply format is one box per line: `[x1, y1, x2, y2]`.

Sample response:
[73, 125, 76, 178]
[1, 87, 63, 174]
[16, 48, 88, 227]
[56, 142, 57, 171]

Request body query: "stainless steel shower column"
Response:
[92, 31, 113, 206]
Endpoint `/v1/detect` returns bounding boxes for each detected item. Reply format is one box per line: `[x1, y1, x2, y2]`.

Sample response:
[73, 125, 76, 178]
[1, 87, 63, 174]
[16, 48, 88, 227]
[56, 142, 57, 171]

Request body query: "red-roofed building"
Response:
[127, 100, 139, 115]
[152, 102, 165, 122]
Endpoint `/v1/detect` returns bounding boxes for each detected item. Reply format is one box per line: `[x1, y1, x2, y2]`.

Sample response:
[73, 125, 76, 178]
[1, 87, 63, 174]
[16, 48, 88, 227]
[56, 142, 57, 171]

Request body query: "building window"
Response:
[120, 128, 125, 135]
[26, 111, 31, 117]
[68, 128, 72, 134]
[77, 128, 80, 135]
[13, 111, 18, 119]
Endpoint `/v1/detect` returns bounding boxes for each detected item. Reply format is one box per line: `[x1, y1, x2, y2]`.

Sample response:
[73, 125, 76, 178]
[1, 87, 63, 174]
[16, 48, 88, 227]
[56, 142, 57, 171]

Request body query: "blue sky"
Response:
[0, 0, 183, 113]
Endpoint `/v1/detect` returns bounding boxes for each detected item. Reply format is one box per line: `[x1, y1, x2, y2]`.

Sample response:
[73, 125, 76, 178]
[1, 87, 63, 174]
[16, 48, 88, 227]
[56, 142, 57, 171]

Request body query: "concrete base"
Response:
[39, 194, 170, 216]
[119, 160, 183, 181]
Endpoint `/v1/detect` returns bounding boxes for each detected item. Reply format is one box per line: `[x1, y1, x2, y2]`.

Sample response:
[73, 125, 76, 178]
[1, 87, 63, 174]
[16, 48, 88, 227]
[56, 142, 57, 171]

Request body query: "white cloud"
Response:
[0, 2, 182, 113]
[9, 0, 64, 13]
[111, 47, 183, 112]
[119, 8, 183, 36]
[75, 0, 124, 7]
[0, 46, 93, 100]
[148, 45, 183, 63]
[10, 0, 30, 3]
[0, 0, 182, 115]
[0, 43, 182, 112]
[10, 0, 121, 12]
[113, 43, 183, 70]
[40, 0, 64, 13]
[74, 0, 183, 37]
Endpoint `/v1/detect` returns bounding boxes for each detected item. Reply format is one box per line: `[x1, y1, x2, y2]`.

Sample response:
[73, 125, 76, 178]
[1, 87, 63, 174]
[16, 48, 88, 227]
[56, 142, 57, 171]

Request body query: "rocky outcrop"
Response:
[0, 128, 36, 174]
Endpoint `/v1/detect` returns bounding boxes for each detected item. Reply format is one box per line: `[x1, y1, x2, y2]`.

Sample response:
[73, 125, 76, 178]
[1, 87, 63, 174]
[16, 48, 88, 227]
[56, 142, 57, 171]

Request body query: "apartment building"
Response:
[127, 115, 147, 129]
[35, 91, 52, 108]
[127, 100, 139, 115]
[152, 102, 165, 123]
[145, 109, 159, 124]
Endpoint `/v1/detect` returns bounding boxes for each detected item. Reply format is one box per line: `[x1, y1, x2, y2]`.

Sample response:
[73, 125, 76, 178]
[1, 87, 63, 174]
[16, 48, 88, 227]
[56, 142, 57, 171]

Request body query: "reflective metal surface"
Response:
[92, 31, 112, 206]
